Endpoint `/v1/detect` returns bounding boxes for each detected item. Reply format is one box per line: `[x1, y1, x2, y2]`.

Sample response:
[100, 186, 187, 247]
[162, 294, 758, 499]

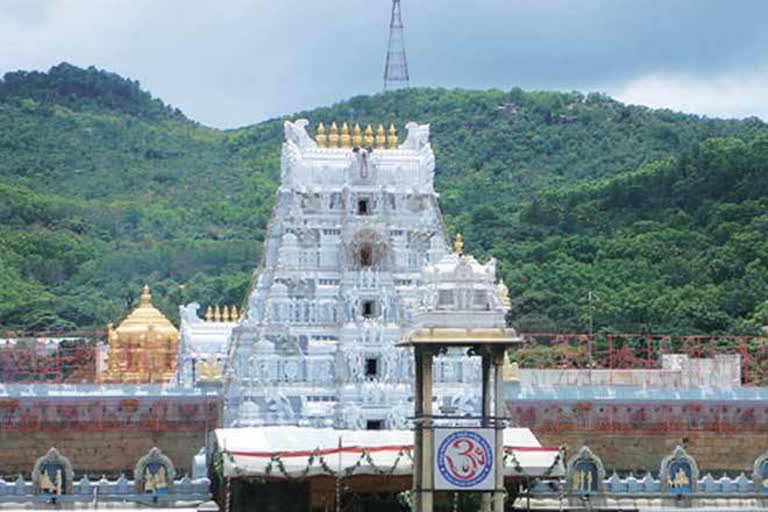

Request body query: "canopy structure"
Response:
[214, 426, 563, 480]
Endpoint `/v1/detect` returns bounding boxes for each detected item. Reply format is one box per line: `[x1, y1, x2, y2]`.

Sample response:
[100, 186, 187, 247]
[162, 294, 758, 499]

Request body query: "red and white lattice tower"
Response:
[383, 0, 410, 90]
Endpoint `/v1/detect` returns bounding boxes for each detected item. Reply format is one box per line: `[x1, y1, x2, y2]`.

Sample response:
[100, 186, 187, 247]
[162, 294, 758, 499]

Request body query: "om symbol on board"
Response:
[437, 431, 493, 488]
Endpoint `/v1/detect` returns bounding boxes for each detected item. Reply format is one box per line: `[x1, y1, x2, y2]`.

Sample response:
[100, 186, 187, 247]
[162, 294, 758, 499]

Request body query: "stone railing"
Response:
[0, 474, 211, 503]
[525, 444, 768, 507]
[0, 446, 212, 507]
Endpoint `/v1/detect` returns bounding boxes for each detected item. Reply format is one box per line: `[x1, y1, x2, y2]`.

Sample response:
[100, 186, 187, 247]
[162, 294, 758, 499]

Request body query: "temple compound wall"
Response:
[505, 377, 768, 472]
[537, 431, 768, 475]
[0, 385, 221, 475]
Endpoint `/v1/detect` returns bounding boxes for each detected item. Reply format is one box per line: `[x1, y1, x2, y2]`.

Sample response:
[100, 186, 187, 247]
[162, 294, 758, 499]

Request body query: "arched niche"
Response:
[347, 228, 389, 270]
[659, 445, 698, 495]
[566, 446, 605, 495]
[753, 450, 768, 494]
[134, 447, 176, 494]
[32, 448, 74, 495]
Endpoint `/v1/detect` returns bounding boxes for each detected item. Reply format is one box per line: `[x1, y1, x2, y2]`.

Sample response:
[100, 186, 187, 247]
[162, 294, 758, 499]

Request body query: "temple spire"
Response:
[140, 284, 152, 305]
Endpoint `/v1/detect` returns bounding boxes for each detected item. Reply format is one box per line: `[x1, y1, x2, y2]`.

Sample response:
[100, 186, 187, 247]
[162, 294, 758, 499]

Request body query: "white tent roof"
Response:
[215, 426, 563, 479]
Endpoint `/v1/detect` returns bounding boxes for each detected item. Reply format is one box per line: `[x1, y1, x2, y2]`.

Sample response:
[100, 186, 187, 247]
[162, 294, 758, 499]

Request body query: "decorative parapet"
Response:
[0, 446, 210, 505]
[315, 122, 399, 149]
[0, 475, 211, 504]
[279, 119, 435, 193]
[528, 445, 768, 507]
[204, 304, 240, 323]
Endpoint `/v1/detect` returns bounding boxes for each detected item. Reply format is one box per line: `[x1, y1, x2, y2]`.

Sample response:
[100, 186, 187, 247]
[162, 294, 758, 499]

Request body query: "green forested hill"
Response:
[1, 63, 767, 333]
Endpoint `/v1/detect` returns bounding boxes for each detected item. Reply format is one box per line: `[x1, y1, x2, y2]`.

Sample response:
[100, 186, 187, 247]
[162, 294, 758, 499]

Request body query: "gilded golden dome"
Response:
[114, 284, 178, 337]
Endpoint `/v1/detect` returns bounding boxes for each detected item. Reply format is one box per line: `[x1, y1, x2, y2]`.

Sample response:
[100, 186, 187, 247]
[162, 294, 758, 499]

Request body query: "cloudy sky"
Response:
[1, 0, 767, 129]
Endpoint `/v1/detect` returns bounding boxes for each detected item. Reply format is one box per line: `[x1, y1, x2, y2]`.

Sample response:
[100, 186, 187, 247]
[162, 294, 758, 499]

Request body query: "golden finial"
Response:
[376, 124, 386, 148]
[503, 357, 520, 382]
[205, 305, 213, 322]
[497, 279, 511, 308]
[364, 125, 374, 147]
[231, 304, 239, 321]
[352, 123, 362, 147]
[387, 123, 398, 148]
[222, 305, 230, 322]
[329, 122, 339, 147]
[454, 233, 464, 254]
[140, 284, 151, 305]
[214, 304, 222, 322]
[316, 122, 327, 147]
[340, 122, 350, 148]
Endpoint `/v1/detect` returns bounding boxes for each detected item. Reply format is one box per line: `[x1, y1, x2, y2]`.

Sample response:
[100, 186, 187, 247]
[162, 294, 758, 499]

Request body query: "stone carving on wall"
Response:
[352, 147, 375, 180]
[566, 446, 605, 495]
[400, 122, 430, 150]
[179, 303, 203, 325]
[283, 119, 316, 149]
[32, 448, 74, 495]
[342, 404, 365, 430]
[134, 447, 176, 494]
[753, 450, 768, 494]
[659, 445, 699, 495]
[265, 392, 296, 424]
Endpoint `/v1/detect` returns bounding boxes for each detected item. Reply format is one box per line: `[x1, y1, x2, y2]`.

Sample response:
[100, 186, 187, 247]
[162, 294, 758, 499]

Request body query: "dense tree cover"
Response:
[0, 62, 185, 120]
[0, 63, 766, 333]
[504, 136, 768, 334]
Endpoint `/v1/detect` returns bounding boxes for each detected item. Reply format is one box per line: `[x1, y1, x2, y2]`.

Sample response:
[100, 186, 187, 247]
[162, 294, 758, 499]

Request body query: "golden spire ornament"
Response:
[140, 284, 151, 305]
[364, 125, 374, 147]
[454, 233, 464, 254]
[376, 124, 386, 148]
[222, 305, 230, 322]
[497, 279, 511, 308]
[315, 122, 327, 147]
[352, 123, 362, 147]
[231, 304, 239, 321]
[340, 122, 350, 148]
[329, 122, 339, 147]
[205, 305, 213, 321]
[387, 123, 398, 148]
[214, 304, 222, 322]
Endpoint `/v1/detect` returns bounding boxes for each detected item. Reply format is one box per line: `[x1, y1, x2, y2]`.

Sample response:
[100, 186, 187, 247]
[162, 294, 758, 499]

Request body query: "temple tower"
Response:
[222, 120, 486, 428]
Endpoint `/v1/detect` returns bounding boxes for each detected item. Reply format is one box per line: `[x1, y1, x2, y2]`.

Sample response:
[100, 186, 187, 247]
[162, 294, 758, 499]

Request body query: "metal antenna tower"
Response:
[383, 0, 410, 90]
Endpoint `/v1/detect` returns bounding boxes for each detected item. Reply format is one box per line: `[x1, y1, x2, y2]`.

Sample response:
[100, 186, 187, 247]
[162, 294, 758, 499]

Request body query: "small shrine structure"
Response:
[102, 284, 179, 383]
[399, 235, 526, 512]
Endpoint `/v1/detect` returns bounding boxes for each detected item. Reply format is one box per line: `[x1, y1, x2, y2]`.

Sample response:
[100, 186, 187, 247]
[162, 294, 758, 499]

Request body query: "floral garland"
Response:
[223, 445, 559, 483]
[225, 447, 412, 481]
[504, 446, 563, 480]
[363, 449, 408, 476]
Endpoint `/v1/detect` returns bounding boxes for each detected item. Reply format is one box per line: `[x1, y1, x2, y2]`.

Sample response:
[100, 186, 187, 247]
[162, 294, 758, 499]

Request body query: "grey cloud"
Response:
[1, 0, 766, 127]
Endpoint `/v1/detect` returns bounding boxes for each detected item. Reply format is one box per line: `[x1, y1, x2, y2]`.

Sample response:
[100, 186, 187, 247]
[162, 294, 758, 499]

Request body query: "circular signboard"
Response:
[435, 429, 494, 489]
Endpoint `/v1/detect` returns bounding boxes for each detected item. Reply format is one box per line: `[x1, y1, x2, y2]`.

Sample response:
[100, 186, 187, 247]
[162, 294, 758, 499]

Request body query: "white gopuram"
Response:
[214, 119, 507, 429]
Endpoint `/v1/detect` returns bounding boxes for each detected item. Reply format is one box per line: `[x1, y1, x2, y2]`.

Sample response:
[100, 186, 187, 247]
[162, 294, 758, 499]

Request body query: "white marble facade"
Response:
[181, 119, 501, 429]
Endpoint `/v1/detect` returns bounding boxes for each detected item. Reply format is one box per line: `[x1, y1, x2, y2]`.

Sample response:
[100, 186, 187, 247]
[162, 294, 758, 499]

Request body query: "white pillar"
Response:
[421, 349, 434, 512]
[413, 348, 423, 512]
[494, 348, 506, 512]
[481, 352, 492, 512]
